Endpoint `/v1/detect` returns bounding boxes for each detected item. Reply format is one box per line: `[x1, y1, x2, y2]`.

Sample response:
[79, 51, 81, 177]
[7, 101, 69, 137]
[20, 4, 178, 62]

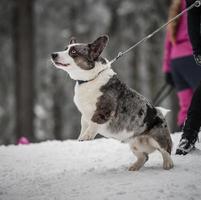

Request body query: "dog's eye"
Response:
[71, 50, 76, 54]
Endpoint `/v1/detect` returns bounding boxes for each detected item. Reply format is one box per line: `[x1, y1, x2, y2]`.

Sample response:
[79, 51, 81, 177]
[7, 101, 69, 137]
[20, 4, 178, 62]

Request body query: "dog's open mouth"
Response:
[55, 62, 70, 67]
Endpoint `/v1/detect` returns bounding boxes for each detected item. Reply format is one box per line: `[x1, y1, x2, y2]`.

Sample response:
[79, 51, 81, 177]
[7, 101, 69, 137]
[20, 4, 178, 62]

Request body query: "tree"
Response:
[13, 0, 35, 142]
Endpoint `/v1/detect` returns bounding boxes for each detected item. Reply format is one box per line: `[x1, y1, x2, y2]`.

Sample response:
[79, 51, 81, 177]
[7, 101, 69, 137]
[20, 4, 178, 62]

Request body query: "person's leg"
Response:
[176, 81, 201, 155]
[171, 58, 193, 127]
[186, 0, 201, 56]
[172, 55, 201, 128]
[179, 56, 201, 90]
[184, 81, 201, 132]
[177, 89, 193, 127]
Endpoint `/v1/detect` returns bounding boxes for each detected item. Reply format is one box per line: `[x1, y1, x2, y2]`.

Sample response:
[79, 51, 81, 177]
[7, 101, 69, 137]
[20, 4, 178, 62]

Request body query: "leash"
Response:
[109, 0, 201, 65]
[153, 83, 174, 106]
[153, 83, 168, 105]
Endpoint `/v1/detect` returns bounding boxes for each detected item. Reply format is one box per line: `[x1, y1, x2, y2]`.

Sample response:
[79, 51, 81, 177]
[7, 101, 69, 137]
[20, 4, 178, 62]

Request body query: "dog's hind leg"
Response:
[128, 150, 149, 171]
[149, 137, 174, 170]
[129, 136, 152, 171]
[160, 148, 174, 170]
[129, 135, 173, 170]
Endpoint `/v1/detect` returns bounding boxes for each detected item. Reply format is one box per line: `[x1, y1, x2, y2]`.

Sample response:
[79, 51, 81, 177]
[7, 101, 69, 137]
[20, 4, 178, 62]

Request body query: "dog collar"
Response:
[77, 80, 88, 85]
[77, 68, 108, 85]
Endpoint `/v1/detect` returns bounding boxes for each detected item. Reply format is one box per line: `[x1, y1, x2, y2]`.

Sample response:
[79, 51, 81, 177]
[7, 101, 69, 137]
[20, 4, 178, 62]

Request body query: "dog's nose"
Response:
[51, 53, 58, 60]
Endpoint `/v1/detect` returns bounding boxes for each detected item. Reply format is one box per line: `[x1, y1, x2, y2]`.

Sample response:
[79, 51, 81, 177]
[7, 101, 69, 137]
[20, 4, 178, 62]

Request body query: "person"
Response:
[176, 0, 201, 155]
[163, 0, 201, 130]
[186, 0, 201, 66]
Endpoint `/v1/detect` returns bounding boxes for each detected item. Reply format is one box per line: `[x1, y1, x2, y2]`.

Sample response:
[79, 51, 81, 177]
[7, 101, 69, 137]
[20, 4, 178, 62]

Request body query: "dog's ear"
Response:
[69, 37, 77, 44]
[88, 35, 109, 60]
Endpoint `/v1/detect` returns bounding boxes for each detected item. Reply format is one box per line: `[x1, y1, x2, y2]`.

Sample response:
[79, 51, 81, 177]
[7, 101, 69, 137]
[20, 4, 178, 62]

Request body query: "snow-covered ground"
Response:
[0, 133, 201, 200]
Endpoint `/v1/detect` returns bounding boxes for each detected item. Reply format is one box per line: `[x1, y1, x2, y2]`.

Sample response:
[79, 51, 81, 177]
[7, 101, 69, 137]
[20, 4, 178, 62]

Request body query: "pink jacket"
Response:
[162, 0, 193, 73]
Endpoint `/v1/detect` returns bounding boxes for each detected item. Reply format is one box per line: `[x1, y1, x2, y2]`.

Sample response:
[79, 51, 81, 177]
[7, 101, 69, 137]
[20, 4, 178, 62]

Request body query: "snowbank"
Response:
[0, 133, 201, 200]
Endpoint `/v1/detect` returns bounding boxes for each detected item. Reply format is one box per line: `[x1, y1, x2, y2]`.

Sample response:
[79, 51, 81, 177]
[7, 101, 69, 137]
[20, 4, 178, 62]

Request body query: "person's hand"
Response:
[165, 72, 175, 87]
[194, 54, 201, 66]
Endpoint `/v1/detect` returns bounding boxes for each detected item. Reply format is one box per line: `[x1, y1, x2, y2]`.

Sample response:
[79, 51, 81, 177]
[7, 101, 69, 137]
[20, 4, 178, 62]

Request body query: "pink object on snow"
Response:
[17, 137, 30, 145]
[162, 0, 193, 73]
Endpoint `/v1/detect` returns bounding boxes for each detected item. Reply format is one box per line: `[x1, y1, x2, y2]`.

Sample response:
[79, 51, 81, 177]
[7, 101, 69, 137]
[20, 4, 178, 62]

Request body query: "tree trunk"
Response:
[13, 0, 35, 142]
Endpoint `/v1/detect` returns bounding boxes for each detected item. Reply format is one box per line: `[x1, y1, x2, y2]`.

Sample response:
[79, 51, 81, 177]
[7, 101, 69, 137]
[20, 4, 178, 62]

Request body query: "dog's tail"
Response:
[156, 107, 171, 118]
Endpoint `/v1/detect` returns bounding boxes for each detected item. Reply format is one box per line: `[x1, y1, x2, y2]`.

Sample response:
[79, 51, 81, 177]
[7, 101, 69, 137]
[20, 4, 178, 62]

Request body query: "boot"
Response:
[176, 82, 201, 155]
[176, 128, 198, 155]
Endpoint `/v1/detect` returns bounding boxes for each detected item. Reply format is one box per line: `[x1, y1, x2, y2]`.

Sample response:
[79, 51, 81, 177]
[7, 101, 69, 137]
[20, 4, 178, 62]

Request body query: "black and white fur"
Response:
[51, 35, 174, 171]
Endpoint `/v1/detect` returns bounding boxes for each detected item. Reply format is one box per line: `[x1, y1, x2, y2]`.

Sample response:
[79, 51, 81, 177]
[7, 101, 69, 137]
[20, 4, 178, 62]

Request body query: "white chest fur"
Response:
[74, 68, 116, 121]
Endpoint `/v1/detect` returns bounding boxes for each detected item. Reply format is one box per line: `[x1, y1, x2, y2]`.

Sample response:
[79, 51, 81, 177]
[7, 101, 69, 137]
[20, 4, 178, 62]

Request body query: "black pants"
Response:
[171, 55, 201, 91]
[186, 0, 201, 55]
[184, 81, 201, 132]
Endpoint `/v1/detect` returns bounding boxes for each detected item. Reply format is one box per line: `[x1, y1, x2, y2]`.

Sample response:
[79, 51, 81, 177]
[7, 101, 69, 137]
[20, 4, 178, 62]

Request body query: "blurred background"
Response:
[0, 0, 178, 145]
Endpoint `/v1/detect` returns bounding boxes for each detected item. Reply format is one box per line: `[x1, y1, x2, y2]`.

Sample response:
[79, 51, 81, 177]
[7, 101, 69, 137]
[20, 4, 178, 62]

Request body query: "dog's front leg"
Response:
[78, 121, 98, 141]
[78, 116, 89, 139]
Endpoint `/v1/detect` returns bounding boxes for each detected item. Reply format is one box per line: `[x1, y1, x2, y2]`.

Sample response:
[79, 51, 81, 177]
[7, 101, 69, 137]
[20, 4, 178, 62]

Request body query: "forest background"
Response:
[0, 0, 178, 144]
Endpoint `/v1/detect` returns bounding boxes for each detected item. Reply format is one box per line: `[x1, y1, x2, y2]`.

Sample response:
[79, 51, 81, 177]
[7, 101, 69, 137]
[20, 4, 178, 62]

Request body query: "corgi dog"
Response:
[51, 35, 173, 171]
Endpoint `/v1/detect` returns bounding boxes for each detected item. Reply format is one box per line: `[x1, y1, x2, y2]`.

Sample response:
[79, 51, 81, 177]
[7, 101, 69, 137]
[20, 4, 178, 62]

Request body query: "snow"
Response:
[0, 133, 201, 200]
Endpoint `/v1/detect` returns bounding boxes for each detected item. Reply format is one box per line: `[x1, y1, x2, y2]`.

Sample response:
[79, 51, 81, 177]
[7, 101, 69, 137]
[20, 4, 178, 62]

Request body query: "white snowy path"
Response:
[0, 133, 201, 200]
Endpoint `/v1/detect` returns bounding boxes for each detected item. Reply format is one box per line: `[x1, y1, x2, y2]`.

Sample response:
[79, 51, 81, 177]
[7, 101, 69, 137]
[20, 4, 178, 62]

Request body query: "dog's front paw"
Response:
[78, 133, 95, 141]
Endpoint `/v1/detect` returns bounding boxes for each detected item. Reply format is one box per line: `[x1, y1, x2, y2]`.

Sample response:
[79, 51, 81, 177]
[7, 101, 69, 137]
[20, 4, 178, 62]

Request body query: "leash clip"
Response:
[195, 0, 201, 7]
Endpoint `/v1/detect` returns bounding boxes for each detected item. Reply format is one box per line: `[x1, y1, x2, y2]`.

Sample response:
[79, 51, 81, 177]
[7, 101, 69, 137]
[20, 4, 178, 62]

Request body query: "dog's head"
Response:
[51, 35, 109, 81]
